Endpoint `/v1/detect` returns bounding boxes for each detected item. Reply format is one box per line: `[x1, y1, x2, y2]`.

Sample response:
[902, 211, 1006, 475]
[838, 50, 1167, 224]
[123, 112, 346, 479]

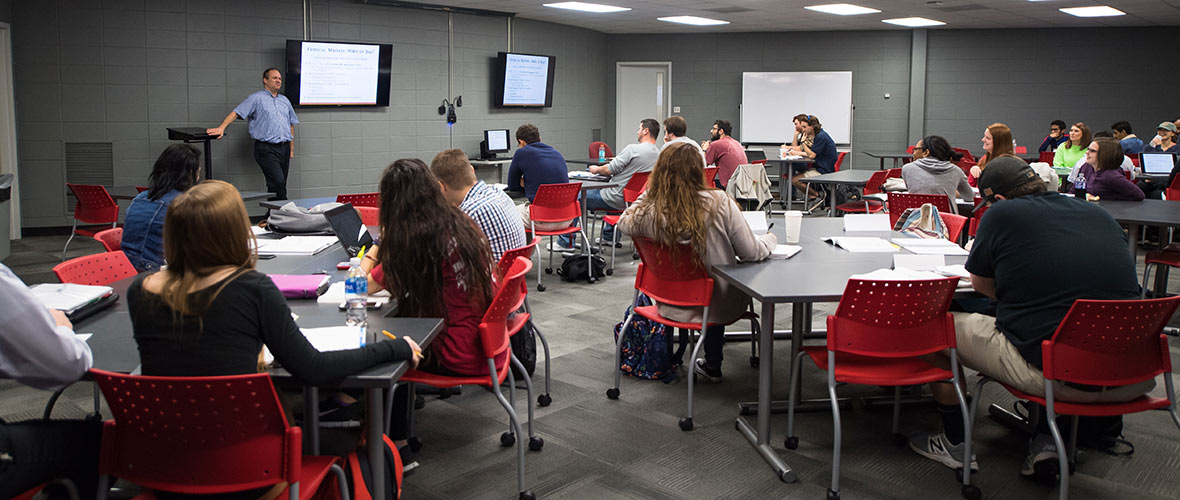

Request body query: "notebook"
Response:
[324, 203, 376, 257]
[28, 283, 119, 321]
[268, 274, 331, 299]
[1141, 153, 1176, 175]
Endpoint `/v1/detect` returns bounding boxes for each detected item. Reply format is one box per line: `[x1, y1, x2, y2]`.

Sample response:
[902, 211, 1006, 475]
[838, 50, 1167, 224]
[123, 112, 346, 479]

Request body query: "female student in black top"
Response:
[128, 180, 420, 384]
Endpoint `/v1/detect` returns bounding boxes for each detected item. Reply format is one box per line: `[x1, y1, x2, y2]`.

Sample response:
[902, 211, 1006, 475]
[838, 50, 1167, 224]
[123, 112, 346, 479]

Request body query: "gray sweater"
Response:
[900, 158, 974, 214]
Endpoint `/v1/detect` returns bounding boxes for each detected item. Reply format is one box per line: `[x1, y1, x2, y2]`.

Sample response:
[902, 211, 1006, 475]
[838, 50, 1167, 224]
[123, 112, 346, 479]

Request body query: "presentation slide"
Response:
[487, 130, 509, 150]
[298, 42, 380, 105]
[503, 54, 550, 106]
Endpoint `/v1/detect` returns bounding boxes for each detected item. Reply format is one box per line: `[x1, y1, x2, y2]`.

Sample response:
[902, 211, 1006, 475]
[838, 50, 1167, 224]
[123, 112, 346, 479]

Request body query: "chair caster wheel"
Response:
[606, 388, 620, 400]
[588, 277, 597, 284]
[605, 268, 614, 275]
[784, 436, 799, 450]
[892, 433, 906, 447]
[528, 436, 544, 451]
[519, 490, 536, 500]
[827, 488, 840, 500]
[500, 431, 515, 447]
[632, 253, 639, 260]
[749, 356, 759, 368]
[414, 395, 426, 410]
[407, 437, 422, 452]
[678, 417, 693, 431]
[961, 484, 981, 500]
[537, 283, 546, 292]
[537, 394, 552, 406]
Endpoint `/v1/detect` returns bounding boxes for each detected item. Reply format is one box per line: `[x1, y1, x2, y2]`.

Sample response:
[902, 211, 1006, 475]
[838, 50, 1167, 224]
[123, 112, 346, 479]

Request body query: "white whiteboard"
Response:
[740, 71, 853, 144]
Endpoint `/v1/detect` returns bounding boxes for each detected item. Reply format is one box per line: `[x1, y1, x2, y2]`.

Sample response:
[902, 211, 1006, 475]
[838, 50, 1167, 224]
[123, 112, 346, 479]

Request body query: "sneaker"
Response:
[909, 432, 979, 471]
[595, 237, 623, 248]
[1020, 433, 1060, 482]
[547, 241, 576, 253]
[693, 359, 723, 383]
[806, 190, 827, 212]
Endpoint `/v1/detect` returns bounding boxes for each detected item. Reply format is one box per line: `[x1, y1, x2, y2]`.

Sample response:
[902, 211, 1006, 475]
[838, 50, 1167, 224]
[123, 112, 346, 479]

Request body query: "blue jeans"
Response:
[585, 189, 622, 242]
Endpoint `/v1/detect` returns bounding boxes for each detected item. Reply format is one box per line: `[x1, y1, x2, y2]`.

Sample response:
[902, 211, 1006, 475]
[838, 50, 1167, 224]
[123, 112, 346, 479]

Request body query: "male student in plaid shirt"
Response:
[430, 149, 526, 261]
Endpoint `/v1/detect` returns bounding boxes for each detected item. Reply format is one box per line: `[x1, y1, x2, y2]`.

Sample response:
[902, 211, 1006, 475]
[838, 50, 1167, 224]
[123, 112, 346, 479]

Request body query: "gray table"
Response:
[110, 185, 273, 202]
[862, 151, 912, 170]
[712, 217, 970, 482]
[764, 158, 816, 209]
[77, 244, 442, 500]
[566, 158, 611, 166]
[800, 169, 877, 216]
[1096, 199, 1180, 259]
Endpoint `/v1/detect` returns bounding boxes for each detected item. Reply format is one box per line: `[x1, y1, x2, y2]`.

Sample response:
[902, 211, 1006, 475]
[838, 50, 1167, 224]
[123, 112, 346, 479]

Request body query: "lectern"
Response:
[167, 127, 215, 180]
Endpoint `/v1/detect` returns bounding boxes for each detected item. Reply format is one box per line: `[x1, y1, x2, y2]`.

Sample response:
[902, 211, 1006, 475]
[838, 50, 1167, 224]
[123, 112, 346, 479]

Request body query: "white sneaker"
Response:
[1021, 433, 1060, 481]
[547, 241, 575, 252]
[909, 432, 978, 471]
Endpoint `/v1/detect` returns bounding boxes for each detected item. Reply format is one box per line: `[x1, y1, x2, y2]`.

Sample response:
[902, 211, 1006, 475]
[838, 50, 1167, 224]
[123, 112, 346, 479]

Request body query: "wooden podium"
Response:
[167, 127, 216, 180]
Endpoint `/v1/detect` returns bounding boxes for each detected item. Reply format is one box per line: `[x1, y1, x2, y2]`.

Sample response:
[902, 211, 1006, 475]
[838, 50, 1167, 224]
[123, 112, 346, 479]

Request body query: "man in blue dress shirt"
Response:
[207, 68, 299, 200]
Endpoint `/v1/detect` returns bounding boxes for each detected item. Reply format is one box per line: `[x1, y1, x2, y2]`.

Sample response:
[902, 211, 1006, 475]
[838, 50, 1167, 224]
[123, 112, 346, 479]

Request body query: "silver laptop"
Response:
[1141, 153, 1176, 175]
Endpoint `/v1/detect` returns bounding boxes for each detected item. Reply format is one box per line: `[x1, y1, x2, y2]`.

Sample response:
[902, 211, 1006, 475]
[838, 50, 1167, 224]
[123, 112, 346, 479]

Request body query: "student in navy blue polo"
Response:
[507, 124, 578, 249]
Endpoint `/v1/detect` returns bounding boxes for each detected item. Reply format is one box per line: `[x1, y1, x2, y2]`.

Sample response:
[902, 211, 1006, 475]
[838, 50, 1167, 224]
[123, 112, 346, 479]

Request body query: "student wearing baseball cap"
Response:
[1145, 121, 1179, 153]
[909, 155, 1150, 480]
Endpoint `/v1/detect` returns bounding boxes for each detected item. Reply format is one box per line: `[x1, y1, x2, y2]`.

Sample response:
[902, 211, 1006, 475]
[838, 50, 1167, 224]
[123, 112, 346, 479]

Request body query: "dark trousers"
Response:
[0, 419, 102, 500]
[702, 324, 726, 368]
[253, 140, 291, 201]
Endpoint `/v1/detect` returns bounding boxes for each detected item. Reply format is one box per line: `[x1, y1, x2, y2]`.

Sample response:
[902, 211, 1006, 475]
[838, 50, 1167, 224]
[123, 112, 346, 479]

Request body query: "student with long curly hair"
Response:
[617, 142, 776, 382]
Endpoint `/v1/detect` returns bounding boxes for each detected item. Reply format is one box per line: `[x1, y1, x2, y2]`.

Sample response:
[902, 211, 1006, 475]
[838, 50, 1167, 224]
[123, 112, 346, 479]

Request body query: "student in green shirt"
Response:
[1052, 122, 1091, 170]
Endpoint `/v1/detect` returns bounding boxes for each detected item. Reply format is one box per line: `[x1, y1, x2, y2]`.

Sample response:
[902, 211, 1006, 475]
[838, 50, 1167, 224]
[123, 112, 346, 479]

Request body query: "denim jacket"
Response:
[121, 189, 181, 272]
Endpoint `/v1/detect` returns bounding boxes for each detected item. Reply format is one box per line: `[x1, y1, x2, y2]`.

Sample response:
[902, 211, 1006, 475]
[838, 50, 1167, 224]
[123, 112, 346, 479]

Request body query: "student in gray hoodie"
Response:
[901, 135, 975, 214]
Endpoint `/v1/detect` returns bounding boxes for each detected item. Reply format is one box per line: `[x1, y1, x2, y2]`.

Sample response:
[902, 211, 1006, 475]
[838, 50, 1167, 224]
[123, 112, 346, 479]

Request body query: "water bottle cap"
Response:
[350, 257, 361, 266]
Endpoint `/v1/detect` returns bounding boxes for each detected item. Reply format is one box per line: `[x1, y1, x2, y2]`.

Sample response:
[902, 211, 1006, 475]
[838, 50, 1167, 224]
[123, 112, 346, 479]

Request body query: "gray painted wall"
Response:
[12, 0, 607, 227]
[0, 1, 10, 24]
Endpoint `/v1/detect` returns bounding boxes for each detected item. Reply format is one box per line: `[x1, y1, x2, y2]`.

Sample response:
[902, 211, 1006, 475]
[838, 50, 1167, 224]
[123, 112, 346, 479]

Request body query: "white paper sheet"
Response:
[893, 254, 946, 271]
[850, 268, 946, 281]
[843, 213, 891, 232]
[891, 238, 969, 256]
[770, 245, 803, 259]
[29, 283, 113, 312]
[823, 237, 899, 253]
[936, 264, 970, 279]
[316, 281, 392, 305]
[742, 211, 769, 234]
[74, 333, 92, 342]
[301, 326, 364, 352]
[256, 236, 338, 255]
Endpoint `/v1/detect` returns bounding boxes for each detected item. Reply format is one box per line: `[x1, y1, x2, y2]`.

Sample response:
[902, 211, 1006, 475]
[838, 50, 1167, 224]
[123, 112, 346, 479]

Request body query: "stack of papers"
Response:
[569, 171, 609, 181]
[301, 326, 365, 352]
[742, 211, 769, 234]
[891, 238, 969, 256]
[29, 283, 113, 313]
[255, 235, 338, 255]
[770, 245, 803, 259]
[843, 214, 890, 232]
[316, 281, 393, 305]
[893, 254, 945, 271]
[850, 268, 946, 281]
[823, 237, 899, 253]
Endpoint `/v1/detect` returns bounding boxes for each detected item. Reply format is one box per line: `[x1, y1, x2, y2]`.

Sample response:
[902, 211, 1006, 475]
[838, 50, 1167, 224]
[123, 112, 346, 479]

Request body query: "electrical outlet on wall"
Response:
[672, 106, 681, 113]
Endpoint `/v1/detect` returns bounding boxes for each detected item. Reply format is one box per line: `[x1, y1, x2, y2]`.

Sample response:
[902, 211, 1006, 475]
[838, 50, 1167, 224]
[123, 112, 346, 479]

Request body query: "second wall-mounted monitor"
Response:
[494, 52, 556, 108]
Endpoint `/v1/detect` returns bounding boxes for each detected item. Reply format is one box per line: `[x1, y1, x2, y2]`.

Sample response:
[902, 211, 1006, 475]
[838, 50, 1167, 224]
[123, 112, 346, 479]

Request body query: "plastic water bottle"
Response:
[1074, 173, 1087, 199]
[344, 257, 368, 327]
[598, 145, 606, 162]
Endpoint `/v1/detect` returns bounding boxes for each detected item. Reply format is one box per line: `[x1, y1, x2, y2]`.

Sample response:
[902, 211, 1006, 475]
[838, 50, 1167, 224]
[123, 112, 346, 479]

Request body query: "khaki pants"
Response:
[518, 201, 575, 232]
[952, 312, 1155, 403]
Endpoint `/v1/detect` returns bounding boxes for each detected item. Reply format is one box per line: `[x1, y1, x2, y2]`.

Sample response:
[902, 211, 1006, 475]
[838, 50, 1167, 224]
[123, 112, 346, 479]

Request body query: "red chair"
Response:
[529, 183, 592, 291]
[835, 169, 891, 214]
[833, 151, 847, 171]
[787, 277, 975, 500]
[968, 202, 989, 238]
[135, 186, 148, 193]
[495, 238, 553, 407]
[953, 148, 975, 162]
[62, 183, 119, 260]
[601, 171, 651, 272]
[703, 166, 719, 187]
[588, 141, 614, 159]
[1014, 146, 1028, 154]
[53, 251, 137, 286]
[355, 206, 379, 226]
[401, 257, 539, 500]
[1039, 151, 1056, 164]
[886, 193, 952, 226]
[91, 369, 351, 500]
[12, 481, 78, 500]
[335, 192, 380, 207]
[965, 297, 1180, 500]
[940, 213, 967, 243]
[954, 158, 977, 177]
[905, 145, 916, 154]
[1166, 174, 1180, 201]
[1140, 241, 1180, 298]
[93, 227, 123, 252]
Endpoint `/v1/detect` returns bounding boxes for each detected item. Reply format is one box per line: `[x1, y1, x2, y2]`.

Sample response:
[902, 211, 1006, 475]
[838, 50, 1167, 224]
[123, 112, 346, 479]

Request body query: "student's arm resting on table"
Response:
[592, 145, 631, 175]
[0, 266, 92, 390]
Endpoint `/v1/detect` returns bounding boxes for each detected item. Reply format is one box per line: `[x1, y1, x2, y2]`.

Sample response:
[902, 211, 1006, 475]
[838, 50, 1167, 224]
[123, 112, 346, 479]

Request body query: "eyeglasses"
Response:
[1086, 148, 1099, 153]
[913, 146, 925, 151]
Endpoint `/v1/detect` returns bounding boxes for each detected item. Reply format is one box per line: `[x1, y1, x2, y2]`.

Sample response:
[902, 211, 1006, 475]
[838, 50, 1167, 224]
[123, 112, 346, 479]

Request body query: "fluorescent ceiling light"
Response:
[805, 4, 881, 15]
[542, 2, 630, 13]
[1059, 6, 1125, 17]
[658, 16, 730, 26]
[882, 17, 946, 27]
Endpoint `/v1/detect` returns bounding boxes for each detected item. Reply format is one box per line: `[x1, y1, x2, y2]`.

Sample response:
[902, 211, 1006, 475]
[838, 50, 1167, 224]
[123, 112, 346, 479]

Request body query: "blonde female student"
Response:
[617, 142, 776, 382]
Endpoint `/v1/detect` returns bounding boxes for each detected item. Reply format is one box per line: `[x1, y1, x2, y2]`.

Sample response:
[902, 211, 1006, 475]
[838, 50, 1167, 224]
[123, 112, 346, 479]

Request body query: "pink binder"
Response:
[268, 274, 331, 299]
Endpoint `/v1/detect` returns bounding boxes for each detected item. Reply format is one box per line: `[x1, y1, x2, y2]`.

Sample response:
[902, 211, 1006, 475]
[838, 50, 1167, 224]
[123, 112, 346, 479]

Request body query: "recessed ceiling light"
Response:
[657, 16, 730, 26]
[805, 4, 881, 16]
[882, 17, 946, 27]
[542, 2, 631, 13]
[1059, 6, 1125, 17]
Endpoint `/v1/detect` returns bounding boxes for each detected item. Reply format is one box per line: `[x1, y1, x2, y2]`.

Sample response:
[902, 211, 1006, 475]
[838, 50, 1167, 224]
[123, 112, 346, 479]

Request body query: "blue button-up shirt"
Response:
[233, 90, 298, 143]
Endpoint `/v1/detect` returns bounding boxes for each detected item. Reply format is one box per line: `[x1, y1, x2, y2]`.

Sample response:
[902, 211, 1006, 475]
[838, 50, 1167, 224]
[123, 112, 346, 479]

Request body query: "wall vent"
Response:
[64, 142, 114, 213]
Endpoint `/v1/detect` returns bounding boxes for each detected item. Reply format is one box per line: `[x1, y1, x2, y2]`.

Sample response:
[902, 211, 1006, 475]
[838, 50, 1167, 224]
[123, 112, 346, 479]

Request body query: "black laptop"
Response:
[323, 203, 376, 257]
[1141, 152, 1177, 176]
[745, 149, 767, 162]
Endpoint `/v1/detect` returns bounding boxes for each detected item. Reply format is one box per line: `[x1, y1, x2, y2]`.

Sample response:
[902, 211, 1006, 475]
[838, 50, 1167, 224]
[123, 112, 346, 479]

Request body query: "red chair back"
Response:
[968, 202, 989, 237]
[887, 193, 952, 226]
[1042, 297, 1180, 387]
[954, 159, 976, 176]
[355, 206, 379, 226]
[623, 171, 651, 203]
[589, 141, 614, 159]
[751, 159, 767, 165]
[703, 166, 718, 187]
[66, 183, 118, 224]
[135, 186, 149, 193]
[1013, 146, 1027, 154]
[886, 168, 902, 178]
[479, 257, 532, 360]
[1039, 151, 1056, 164]
[952, 148, 975, 162]
[91, 369, 296, 495]
[828, 278, 960, 357]
[1123, 169, 1132, 180]
[496, 237, 539, 282]
[335, 192, 380, 207]
[53, 251, 137, 286]
[905, 145, 916, 154]
[833, 151, 847, 171]
[632, 237, 713, 308]
[529, 183, 582, 223]
[863, 170, 892, 196]
[1167, 174, 1180, 201]
[939, 213, 967, 242]
[94, 227, 123, 252]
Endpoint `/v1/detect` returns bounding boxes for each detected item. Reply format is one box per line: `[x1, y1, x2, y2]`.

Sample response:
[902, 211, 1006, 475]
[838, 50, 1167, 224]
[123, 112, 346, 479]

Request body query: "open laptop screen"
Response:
[324, 204, 375, 257]
[1142, 153, 1176, 175]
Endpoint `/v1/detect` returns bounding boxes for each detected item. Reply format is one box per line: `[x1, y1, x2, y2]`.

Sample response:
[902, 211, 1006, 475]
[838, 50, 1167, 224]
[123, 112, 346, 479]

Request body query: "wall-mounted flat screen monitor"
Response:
[494, 52, 556, 108]
[285, 40, 393, 107]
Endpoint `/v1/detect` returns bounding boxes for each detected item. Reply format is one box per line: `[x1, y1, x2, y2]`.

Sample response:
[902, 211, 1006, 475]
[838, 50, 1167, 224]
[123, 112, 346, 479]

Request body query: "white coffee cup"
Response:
[784, 210, 803, 244]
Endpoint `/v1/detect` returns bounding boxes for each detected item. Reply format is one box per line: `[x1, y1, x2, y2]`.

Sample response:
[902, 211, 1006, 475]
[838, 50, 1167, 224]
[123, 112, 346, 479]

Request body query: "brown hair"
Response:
[632, 142, 711, 266]
[376, 158, 493, 318]
[156, 180, 256, 318]
[640, 118, 660, 139]
[1093, 137, 1125, 172]
[515, 124, 540, 144]
[430, 148, 476, 190]
[1065, 122, 1092, 149]
[793, 114, 809, 124]
[979, 123, 1013, 169]
[663, 116, 687, 137]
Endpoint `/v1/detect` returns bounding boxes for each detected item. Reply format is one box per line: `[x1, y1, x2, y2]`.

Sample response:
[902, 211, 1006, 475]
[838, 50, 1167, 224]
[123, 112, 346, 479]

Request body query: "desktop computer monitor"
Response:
[480, 129, 511, 159]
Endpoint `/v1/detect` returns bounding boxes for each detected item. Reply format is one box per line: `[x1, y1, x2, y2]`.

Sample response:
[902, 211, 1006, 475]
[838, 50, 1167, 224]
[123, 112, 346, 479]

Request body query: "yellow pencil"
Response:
[382, 330, 396, 340]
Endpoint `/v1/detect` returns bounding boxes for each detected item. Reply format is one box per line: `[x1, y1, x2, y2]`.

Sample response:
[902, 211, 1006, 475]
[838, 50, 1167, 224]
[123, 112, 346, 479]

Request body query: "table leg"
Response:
[827, 185, 837, 217]
[735, 300, 797, 483]
[367, 387, 385, 500]
[1127, 222, 1139, 263]
[879, 158, 885, 170]
[785, 164, 794, 210]
[303, 387, 320, 454]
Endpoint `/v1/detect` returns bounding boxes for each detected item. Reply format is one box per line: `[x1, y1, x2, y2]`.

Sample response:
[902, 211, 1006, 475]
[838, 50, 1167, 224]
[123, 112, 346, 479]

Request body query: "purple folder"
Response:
[269, 274, 331, 299]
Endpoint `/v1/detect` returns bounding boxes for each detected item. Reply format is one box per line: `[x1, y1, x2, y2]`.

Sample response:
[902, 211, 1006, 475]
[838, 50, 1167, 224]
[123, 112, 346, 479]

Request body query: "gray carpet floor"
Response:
[4, 226, 1180, 500]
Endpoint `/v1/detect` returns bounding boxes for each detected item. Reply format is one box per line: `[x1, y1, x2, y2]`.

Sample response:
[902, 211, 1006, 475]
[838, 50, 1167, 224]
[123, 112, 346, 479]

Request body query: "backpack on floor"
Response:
[345, 434, 404, 500]
[613, 293, 679, 383]
[557, 254, 606, 282]
[510, 317, 538, 379]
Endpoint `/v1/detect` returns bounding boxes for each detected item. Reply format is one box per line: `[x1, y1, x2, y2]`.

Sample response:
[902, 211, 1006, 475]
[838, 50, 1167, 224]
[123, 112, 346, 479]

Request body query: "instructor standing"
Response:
[206, 68, 298, 200]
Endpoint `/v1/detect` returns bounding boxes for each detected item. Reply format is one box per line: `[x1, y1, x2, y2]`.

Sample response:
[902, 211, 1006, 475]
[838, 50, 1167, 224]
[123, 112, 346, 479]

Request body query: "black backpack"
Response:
[557, 254, 605, 282]
[510, 318, 538, 379]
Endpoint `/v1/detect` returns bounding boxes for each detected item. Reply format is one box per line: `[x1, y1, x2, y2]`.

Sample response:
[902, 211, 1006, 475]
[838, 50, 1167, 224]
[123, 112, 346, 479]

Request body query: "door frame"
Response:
[0, 22, 18, 240]
[615, 61, 671, 148]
